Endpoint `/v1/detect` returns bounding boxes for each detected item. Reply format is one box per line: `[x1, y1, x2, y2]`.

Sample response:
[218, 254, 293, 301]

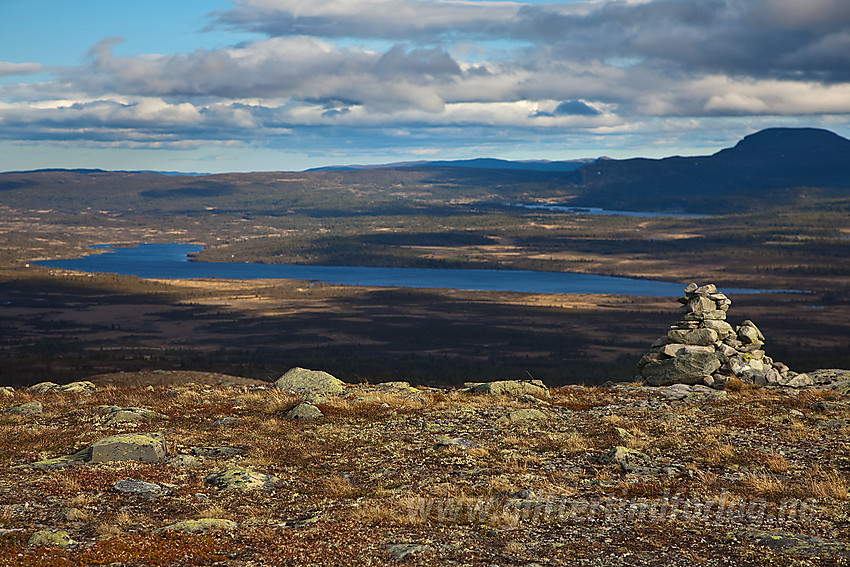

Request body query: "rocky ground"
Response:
[3, 369, 850, 566]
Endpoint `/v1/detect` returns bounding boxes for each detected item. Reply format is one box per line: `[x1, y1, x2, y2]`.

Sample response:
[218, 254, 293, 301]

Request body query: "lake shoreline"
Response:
[35, 242, 792, 297]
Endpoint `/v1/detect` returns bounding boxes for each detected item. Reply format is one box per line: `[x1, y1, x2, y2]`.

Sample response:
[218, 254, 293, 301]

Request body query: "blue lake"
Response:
[514, 203, 708, 218]
[36, 243, 780, 297]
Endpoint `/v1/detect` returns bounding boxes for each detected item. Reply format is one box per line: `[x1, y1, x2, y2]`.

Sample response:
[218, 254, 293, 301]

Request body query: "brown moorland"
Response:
[2, 374, 850, 566]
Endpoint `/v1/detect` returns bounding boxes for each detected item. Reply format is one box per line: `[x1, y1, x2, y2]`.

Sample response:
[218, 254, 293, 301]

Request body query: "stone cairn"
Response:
[639, 283, 811, 388]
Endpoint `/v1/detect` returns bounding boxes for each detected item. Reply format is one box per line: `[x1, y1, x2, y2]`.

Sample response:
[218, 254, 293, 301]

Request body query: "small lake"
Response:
[36, 243, 781, 296]
[514, 203, 708, 218]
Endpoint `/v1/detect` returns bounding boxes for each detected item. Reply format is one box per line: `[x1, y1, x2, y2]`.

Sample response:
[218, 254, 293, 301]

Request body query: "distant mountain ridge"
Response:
[308, 157, 595, 173]
[3, 127, 849, 215]
[564, 127, 850, 212]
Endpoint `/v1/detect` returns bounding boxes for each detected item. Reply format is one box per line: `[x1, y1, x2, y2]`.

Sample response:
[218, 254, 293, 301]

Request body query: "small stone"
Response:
[684, 283, 698, 293]
[683, 309, 727, 321]
[663, 343, 714, 357]
[686, 296, 716, 314]
[738, 325, 763, 345]
[779, 373, 814, 388]
[213, 416, 239, 427]
[114, 478, 162, 496]
[387, 543, 431, 561]
[765, 368, 782, 384]
[703, 319, 734, 339]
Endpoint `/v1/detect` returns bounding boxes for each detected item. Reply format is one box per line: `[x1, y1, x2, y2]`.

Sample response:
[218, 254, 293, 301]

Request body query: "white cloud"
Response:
[0, 62, 44, 77]
[2, 0, 850, 161]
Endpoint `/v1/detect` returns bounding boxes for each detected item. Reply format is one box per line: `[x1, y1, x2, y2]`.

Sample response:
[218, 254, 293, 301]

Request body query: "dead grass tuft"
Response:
[356, 499, 426, 525]
[742, 471, 786, 500]
[807, 467, 849, 500]
[198, 504, 229, 519]
[762, 452, 790, 474]
[319, 474, 360, 498]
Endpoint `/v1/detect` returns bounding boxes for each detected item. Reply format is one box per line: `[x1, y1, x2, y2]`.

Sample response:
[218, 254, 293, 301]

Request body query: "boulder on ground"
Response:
[286, 402, 324, 419]
[274, 367, 345, 395]
[2, 401, 43, 415]
[81, 433, 168, 464]
[27, 382, 59, 393]
[464, 379, 549, 398]
[25, 381, 96, 394]
[57, 381, 96, 393]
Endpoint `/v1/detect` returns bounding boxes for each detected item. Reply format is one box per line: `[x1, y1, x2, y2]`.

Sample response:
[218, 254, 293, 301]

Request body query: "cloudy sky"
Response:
[2, 0, 850, 172]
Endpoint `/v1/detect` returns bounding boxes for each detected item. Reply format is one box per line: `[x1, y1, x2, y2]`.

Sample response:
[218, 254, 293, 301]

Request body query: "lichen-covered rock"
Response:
[56, 381, 96, 393]
[205, 466, 278, 490]
[464, 379, 549, 398]
[274, 367, 345, 395]
[27, 382, 59, 393]
[286, 402, 324, 419]
[84, 433, 168, 463]
[159, 519, 237, 533]
[28, 530, 76, 548]
[2, 401, 43, 415]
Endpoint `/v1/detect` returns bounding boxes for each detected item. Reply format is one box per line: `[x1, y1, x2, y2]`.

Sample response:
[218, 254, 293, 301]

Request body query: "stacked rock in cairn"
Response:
[638, 283, 811, 389]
